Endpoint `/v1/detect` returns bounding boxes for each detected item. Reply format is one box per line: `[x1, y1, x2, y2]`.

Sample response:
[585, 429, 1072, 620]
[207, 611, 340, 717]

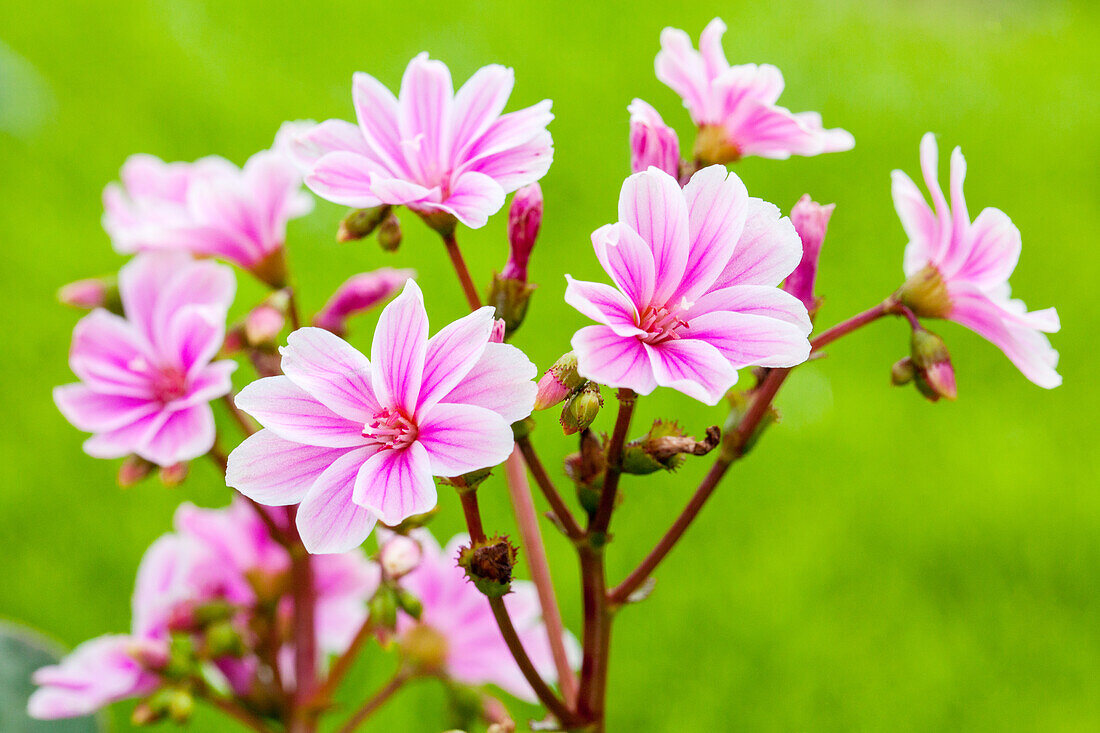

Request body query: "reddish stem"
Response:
[590, 389, 637, 534]
[515, 434, 584, 539]
[442, 232, 483, 311]
[285, 506, 318, 733]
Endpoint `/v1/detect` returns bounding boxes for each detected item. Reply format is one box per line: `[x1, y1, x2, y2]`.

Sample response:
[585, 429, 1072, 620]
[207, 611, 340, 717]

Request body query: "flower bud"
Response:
[369, 585, 398, 630]
[132, 701, 165, 726]
[457, 537, 518, 598]
[377, 211, 403, 251]
[910, 329, 956, 401]
[159, 462, 189, 487]
[891, 357, 916, 386]
[785, 195, 835, 317]
[564, 430, 606, 514]
[380, 534, 422, 579]
[166, 689, 195, 724]
[58, 276, 118, 311]
[338, 205, 391, 242]
[203, 620, 245, 658]
[313, 268, 415, 336]
[118, 455, 155, 487]
[245, 303, 285, 346]
[533, 352, 585, 410]
[395, 587, 423, 620]
[560, 382, 602, 435]
[486, 274, 536, 338]
[628, 99, 680, 177]
[399, 624, 448, 672]
[503, 184, 542, 282]
[489, 318, 506, 344]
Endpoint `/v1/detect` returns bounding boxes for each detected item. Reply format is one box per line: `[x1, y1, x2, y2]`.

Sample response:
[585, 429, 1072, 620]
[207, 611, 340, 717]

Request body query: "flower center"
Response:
[362, 408, 418, 450]
[151, 366, 189, 404]
[638, 306, 688, 345]
[898, 264, 952, 318]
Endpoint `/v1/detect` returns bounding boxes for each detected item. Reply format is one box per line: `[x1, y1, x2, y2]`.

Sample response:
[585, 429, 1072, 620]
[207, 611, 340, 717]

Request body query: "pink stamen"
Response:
[151, 366, 189, 404]
[637, 306, 688, 345]
[362, 408, 419, 450]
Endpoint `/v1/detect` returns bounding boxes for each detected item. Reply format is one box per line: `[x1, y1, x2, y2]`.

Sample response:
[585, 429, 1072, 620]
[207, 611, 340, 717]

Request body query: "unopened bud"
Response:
[564, 430, 606, 514]
[399, 624, 448, 672]
[628, 98, 680, 177]
[132, 701, 164, 726]
[369, 585, 398, 630]
[457, 537, 518, 598]
[380, 534, 422, 579]
[395, 587, 423, 620]
[58, 277, 118, 311]
[166, 689, 194, 723]
[503, 184, 542, 282]
[313, 268, 415, 336]
[203, 620, 245, 658]
[377, 211, 403, 252]
[891, 357, 916, 386]
[221, 326, 246, 356]
[338, 205, 391, 242]
[560, 382, 602, 435]
[245, 303, 285, 346]
[910, 329, 956, 401]
[785, 195, 834, 317]
[534, 352, 585, 410]
[118, 455, 155, 487]
[159, 462, 188, 487]
[486, 275, 536, 338]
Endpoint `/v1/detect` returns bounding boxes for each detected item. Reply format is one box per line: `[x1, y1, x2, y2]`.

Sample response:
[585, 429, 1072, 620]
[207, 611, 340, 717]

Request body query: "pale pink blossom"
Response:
[54, 253, 237, 466]
[893, 133, 1060, 388]
[294, 54, 553, 229]
[102, 138, 313, 284]
[784, 194, 835, 314]
[227, 280, 537, 553]
[567, 166, 812, 405]
[27, 635, 163, 719]
[389, 530, 578, 701]
[313, 267, 416, 337]
[656, 18, 854, 162]
[628, 99, 680, 177]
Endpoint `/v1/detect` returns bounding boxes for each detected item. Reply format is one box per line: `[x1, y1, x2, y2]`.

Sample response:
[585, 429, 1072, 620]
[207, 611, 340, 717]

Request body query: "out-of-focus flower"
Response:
[784, 194, 834, 316]
[227, 281, 537, 553]
[102, 133, 313, 286]
[293, 54, 553, 230]
[628, 99, 680, 177]
[27, 635, 163, 719]
[58, 277, 116, 311]
[312, 267, 415, 337]
[566, 166, 811, 405]
[655, 18, 853, 163]
[394, 530, 579, 701]
[893, 133, 1060, 388]
[54, 253, 237, 466]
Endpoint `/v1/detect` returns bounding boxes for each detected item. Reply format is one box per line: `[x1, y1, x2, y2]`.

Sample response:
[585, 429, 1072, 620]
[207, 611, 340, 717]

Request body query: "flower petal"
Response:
[83, 412, 167, 460]
[305, 151, 387, 208]
[563, 276, 643, 336]
[440, 342, 537, 424]
[54, 384, 158, 433]
[617, 168, 690, 302]
[458, 129, 554, 194]
[451, 64, 514, 161]
[416, 403, 514, 477]
[227, 430, 348, 506]
[712, 197, 802, 288]
[397, 53, 454, 184]
[370, 280, 429, 411]
[421, 170, 505, 229]
[351, 71, 407, 177]
[684, 310, 811, 369]
[68, 310, 155, 399]
[291, 119, 372, 170]
[891, 169, 938, 276]
[417, 306, 495, 413]
[951, 207, 1021, 288]
[353, 441, 437, 526]
[137, 404, 216, 465]
[281, 327, 380, 422]
[675, 164, 749, 301]
[686, 285, 811, 332]
[571, 325, 657, 395]
[645, 338, 738, 405]
[591, 223, 656, 312]
[235, 376, 366, 448]
[297, 446, 380, 553]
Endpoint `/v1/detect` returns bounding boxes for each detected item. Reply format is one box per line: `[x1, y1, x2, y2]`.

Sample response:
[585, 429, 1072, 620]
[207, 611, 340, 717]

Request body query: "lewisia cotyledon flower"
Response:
[656, 18, 854, 163]
[385, 530, 579, 701]
[628, 98, 680, 177]
[27, 635, 163, 719]
[567, 166, 812, 405]
[54, 253, 237, 466]
[893, 133, 1060, 388]
[227, 280, 537, 554]
[784, 194, 835, 316]
[292, 54, 553, 229]
[103, 135, 313, 285]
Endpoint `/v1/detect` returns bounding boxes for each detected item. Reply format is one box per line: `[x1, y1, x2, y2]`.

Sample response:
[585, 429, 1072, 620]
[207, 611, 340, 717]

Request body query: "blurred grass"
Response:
[1, 0, 1098, 730]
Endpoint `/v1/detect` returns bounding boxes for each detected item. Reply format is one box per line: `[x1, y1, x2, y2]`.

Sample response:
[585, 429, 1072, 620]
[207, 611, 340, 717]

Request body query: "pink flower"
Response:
[54, 253, 237, 466]
[503, 183, 543, 281]
[784, 194, 835, 315]
[656, 18, 854, 162]
[313, 267, 416, 337]
[295, 54, 553, 229]
[566, 166, 812, 405]
[628, 99, 680, 177]
[227, 280, 537, 553]
[27, 635, 162, 719]
[893, 133, 1061, 388]
[390, 530, 578, 701]
[103, 140, 313, 285]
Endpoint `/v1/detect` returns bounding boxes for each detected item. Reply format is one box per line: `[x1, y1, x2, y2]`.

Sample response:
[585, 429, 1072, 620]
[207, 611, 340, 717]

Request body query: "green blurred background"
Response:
[2, 0, 1097, 730]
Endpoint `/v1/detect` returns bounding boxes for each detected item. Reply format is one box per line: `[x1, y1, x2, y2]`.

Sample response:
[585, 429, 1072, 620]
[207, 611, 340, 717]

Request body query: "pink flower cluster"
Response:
[29, 498, 379, 719]
[227, 280, 537, 553]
